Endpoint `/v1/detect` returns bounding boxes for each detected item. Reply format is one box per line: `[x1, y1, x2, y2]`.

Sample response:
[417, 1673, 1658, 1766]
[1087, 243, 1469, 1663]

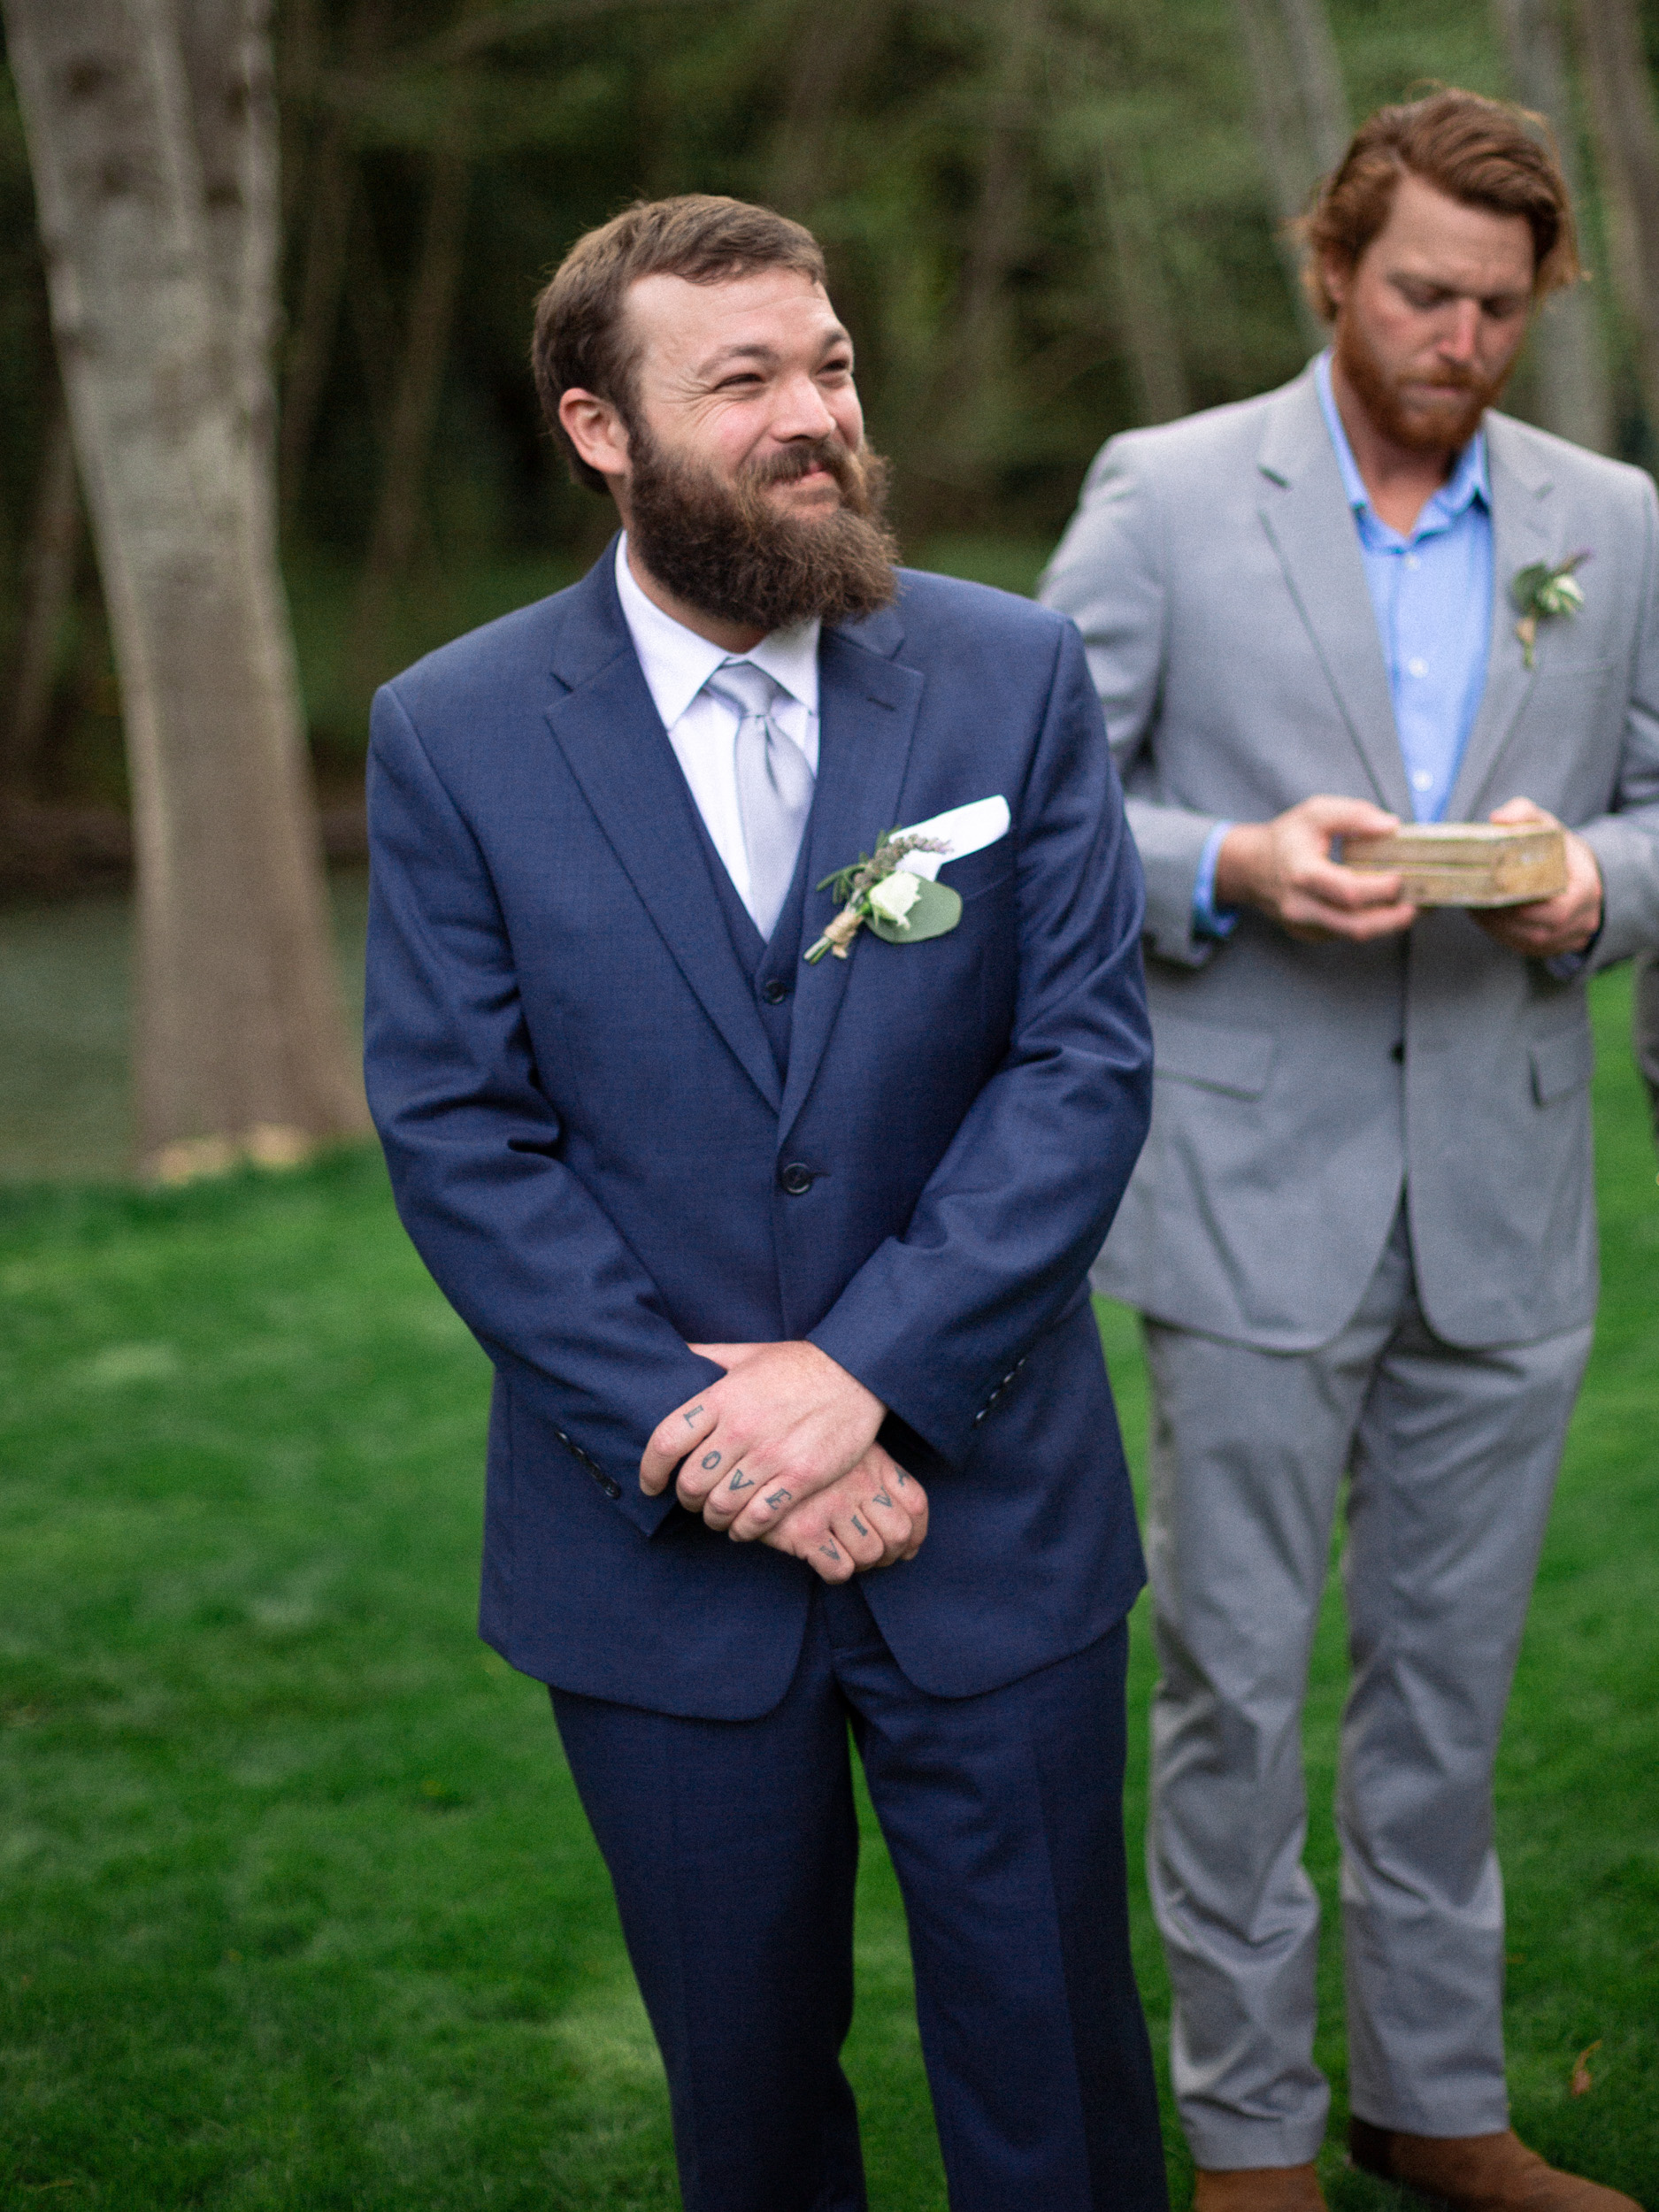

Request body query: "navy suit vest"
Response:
[683, 790, 813, 1087]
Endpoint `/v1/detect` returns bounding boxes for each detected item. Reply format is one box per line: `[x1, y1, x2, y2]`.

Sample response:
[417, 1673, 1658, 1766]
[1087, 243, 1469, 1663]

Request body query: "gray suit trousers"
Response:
[1142, 1207, 1592, 2170]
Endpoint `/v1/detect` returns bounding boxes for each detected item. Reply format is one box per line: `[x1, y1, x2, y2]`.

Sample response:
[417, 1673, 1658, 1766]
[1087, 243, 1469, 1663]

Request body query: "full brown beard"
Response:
[1333, 307, 1505, 457]
[624, 424, 900, 633]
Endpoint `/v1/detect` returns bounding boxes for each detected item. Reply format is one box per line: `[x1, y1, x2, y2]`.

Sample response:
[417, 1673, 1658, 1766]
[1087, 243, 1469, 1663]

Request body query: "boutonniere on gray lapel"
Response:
[1509, 549, 1590, 670]
[804, 795, 1010, 964]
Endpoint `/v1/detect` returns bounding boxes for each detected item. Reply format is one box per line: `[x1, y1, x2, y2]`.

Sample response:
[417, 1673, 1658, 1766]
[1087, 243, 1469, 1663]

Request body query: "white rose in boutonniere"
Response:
[1510, 550, 1589, 670]
[866, 871, 923, 928]
[803, 831, 952, 962]
[803, 796, 1012, 964]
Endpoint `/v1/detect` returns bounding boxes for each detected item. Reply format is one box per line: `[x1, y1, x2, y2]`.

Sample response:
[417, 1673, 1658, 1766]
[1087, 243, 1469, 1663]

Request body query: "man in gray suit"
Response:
[1042, 90, 1655, 2212]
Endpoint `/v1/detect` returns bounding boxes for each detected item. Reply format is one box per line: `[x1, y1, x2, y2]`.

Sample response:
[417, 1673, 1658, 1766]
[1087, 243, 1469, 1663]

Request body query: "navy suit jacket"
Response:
[364, 546, 1153, 1718]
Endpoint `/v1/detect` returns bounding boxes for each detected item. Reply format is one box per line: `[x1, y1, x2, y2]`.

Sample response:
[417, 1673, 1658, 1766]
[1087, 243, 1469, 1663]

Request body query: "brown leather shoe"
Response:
[1193, 2165, 1326, 2212]
[1348, 2117, 1644, 2210]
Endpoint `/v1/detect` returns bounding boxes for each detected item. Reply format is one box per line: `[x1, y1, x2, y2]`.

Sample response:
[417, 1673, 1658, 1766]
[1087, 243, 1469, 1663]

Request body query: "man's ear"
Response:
[560, 388, 631, 485]
[1320, 250, 1350, 314]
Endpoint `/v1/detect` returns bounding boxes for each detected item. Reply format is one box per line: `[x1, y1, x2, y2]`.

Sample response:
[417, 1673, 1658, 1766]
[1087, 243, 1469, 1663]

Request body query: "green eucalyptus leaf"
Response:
[866, 876, 962, 944]
[1509, 561, 1551, 613]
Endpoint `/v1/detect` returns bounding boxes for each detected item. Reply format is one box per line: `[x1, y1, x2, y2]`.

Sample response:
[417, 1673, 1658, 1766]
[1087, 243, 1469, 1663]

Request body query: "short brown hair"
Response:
[1302, 88, 1580, 321]
[532, 195, 828, 491]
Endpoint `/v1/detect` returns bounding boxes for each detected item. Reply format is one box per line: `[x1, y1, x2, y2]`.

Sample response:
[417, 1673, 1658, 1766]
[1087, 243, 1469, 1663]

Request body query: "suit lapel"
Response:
[779, 613, 923, 1141]
[543, 554, 782, 1112]
[1445, 414, 1554, 820]
[1256, 372, 1414, 818]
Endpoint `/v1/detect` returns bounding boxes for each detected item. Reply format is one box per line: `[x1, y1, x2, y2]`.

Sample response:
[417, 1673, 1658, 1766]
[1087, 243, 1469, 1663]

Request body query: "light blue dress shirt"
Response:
[1194, 351, 1494, 937]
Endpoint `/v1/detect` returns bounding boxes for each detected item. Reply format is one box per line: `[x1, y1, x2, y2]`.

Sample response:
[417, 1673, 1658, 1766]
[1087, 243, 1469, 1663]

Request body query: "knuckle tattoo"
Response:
[683, 1404, 704, 1426]
[701, 1449, 721, 1471]
[765, 1488, 791, 1509]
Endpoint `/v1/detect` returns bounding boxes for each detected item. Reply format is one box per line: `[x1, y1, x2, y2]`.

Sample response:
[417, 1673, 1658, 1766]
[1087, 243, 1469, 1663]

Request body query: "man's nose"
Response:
[770, 372, 838, 442]
[1438, 299, 1480, 362]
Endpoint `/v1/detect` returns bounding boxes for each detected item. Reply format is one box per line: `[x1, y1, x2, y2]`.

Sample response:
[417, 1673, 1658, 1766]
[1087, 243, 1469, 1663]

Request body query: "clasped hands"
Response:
[1216, 794, 1602, 956]
[641, 1340, 927, 1585]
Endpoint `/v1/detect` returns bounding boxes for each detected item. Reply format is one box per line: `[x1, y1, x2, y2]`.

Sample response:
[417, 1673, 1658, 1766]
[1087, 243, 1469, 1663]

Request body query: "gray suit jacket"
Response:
[1041, 364, 1659, 1352]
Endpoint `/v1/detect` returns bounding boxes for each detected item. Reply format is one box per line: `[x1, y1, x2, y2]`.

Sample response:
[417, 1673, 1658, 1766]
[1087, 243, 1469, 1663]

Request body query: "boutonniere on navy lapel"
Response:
[1510, 549, 1589, 670]
[804, 795, 1011, 964]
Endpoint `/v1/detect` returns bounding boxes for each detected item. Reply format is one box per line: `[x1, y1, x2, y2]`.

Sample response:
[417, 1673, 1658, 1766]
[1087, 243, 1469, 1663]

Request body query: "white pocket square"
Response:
[890, 795, 1011, 881]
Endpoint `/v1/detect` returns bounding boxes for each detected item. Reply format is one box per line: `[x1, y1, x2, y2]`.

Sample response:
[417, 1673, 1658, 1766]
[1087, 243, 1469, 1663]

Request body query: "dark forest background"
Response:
[3, 0, 1656, 853]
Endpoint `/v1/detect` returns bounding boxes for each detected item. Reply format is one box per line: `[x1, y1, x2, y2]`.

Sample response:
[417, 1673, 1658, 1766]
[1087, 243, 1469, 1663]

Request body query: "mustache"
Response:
[1406, 368, 1483, 393]
[741, 436, 860, 491]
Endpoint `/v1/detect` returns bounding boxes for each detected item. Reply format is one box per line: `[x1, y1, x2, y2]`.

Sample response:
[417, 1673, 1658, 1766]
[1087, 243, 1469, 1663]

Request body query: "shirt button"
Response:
[1404, 553, 1420, 571]
[1407, 657, 1428, 678]
[760, 977, 789, 1004]
[1412, 768, 1434, 792]
[779, 1162, 815, 1196]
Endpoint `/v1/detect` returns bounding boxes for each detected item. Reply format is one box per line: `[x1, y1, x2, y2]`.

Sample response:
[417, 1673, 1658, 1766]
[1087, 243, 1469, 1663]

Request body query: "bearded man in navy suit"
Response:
[364, 195, 1164, 2212]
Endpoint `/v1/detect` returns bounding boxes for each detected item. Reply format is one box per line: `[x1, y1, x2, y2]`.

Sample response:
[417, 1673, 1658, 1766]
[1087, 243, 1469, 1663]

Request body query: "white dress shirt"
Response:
[614, 534, 820, 926]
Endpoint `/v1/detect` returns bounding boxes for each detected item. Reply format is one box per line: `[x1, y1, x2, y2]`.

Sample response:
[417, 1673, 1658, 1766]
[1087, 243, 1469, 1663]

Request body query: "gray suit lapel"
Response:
[1445, 413, 1554, 821]
[1256, 372, 1413, 818]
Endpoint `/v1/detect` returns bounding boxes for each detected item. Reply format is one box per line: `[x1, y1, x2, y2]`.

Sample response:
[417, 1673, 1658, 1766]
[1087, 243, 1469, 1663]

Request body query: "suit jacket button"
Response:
[780, 1161, 815, 1195]
[1390, 1040, 1405, 1063]
[760, 977, 789, 1004]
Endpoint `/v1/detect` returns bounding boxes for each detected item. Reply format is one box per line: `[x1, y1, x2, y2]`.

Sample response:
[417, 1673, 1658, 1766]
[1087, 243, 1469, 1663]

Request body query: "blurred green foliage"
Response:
[4, 0, 1659, 795]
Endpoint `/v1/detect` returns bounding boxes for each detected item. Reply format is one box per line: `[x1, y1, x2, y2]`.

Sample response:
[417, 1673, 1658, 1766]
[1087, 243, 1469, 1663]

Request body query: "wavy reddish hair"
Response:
[1302, 88, 1580, 322]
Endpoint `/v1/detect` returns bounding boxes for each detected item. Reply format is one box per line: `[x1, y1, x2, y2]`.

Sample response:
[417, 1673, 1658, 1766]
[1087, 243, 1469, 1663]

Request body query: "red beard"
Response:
[1333, 310, 1505, 456]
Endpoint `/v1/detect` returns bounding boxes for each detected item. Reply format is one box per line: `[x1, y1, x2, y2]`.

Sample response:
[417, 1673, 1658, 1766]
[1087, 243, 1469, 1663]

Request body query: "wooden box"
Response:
[1340, 822, 1567, 907]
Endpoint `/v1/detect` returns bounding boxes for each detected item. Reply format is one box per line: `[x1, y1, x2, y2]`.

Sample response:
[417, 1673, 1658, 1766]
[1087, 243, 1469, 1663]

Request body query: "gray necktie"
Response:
[705, 660, 815, 940]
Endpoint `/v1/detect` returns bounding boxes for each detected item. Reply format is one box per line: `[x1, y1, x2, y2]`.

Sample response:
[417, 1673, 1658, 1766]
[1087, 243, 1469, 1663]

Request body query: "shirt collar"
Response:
[615, 534, 820, 729]
[1314, 349, 1487, 537]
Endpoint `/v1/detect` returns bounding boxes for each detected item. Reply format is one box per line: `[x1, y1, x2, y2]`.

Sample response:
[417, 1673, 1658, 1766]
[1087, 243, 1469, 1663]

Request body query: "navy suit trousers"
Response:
[553, 1585, 1167, 2212]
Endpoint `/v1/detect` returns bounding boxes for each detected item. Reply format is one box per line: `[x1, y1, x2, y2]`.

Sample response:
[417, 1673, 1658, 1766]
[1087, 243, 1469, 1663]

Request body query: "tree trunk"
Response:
[1094, 134, 1192, 426]
[1492, 0, 1612, 451]
[349, 38, 476, 692]
[2, 0, 368, 1176]
[278, 0, 389, 520]
[767, 0, 892, 219]
[917, 0, 1041, 504]
[1231, 0, 1350, 351]
[1, 380, 82, 795]
[1574, 0, 1659, 442]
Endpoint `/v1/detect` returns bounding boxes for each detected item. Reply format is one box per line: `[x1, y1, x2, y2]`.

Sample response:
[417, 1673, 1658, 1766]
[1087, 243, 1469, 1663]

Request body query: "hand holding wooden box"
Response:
[1340, 823, 1568, 907]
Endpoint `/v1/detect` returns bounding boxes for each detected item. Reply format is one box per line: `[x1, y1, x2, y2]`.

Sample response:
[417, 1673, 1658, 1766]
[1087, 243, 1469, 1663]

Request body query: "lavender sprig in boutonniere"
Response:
[803, 832, 956, 963]
[1510, 549, 1590, 670]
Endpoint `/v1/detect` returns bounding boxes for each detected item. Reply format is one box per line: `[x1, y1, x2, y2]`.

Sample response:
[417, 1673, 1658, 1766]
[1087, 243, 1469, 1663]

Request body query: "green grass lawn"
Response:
[1, 971, 1655, 2208]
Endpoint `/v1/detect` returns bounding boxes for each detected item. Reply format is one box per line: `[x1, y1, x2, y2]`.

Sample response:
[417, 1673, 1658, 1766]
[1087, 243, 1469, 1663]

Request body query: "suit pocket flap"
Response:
[1155, 1015, 1275, 1100]
[1530, 1025, 1594, 1105]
